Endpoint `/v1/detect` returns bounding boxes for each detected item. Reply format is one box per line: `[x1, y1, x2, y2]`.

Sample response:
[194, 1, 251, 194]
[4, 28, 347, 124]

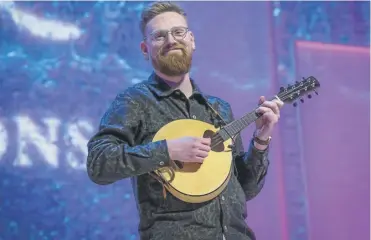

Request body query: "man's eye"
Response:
[154, 32, 166, 38]
[174, 31, 184, 35]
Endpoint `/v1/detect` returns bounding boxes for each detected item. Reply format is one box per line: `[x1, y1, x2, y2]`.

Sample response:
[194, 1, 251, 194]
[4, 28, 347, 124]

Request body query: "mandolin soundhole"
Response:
[203, 130, 225, 152]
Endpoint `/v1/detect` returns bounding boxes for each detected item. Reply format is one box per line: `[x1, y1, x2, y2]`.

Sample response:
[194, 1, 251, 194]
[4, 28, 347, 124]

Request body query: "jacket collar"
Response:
[147, 72, 203, 98]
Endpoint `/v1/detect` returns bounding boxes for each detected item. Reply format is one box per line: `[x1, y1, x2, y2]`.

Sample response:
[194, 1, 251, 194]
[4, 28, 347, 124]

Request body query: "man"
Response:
[87, 2, 283, 240]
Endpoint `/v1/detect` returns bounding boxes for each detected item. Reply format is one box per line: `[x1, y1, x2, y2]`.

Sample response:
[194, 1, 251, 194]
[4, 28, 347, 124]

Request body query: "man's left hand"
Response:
[254, 96, 284, 144]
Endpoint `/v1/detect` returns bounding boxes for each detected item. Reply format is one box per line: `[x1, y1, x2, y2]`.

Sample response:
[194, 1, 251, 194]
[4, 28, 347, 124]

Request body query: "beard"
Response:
[151, 41, 192, 77]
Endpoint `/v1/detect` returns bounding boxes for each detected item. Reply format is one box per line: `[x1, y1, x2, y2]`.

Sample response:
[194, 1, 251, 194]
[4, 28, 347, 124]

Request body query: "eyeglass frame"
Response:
[143, 26, 189, 43]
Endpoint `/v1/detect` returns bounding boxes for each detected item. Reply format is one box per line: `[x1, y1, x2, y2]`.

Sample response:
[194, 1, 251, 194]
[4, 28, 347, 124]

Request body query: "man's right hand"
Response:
[166, 137, 211, 163]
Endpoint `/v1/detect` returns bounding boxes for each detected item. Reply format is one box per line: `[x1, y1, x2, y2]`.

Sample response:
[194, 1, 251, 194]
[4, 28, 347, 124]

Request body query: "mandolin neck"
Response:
[219, 96, 277, 139]
[217, 74, 321, 140]
[222, 109, 261, 137]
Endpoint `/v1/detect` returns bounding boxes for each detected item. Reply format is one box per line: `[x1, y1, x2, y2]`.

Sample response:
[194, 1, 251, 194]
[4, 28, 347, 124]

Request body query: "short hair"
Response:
[139, 1, 187, 36]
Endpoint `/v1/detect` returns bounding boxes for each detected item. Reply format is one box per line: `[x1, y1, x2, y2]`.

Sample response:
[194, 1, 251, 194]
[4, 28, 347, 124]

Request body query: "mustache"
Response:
[161, 43, 186, 53]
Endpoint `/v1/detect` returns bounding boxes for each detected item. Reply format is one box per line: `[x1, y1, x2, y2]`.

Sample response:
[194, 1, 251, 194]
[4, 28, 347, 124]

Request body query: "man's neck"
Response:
[155, 71, 193, 98]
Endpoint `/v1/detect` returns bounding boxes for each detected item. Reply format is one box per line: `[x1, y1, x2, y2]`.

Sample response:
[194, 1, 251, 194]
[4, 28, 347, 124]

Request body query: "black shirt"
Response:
[86, 73, 270, 240]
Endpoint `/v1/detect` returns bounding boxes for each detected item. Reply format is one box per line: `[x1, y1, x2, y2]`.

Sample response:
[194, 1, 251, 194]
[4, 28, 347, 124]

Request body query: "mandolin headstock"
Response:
[277, 76, 320, 107]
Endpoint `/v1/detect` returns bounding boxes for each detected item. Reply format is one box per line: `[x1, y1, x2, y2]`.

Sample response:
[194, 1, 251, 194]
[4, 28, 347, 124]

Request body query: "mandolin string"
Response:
[210, 108, 258, 148]
[209, 93, 285, 149]
[210, 135, 222, 149]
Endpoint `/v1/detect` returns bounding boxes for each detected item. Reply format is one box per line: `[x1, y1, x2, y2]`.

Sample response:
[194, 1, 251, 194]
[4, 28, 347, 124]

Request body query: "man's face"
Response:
[141, 12, 195, 77]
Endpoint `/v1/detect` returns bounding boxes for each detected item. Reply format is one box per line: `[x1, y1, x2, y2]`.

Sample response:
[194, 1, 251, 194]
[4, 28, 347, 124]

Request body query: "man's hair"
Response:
[139, 1, 187, 36]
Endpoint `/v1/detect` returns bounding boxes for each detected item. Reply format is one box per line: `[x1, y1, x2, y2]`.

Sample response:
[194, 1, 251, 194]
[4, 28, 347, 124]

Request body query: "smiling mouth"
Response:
[163, 49, 183, 55]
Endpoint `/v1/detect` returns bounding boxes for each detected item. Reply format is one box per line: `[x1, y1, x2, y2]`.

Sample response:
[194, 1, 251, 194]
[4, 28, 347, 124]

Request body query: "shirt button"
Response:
[159, 161, 164, 166]
[221, 196, 225, 201]
[192, 115, 196, 119]
[224, 226, 228, 231]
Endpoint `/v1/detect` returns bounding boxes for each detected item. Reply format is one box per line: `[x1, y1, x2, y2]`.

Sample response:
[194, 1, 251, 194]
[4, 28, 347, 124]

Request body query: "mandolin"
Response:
[152, 76, 320, 203]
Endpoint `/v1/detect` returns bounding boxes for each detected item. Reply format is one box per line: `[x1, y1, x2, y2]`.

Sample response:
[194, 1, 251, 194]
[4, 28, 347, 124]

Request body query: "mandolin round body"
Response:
[152, 119, 233, 204]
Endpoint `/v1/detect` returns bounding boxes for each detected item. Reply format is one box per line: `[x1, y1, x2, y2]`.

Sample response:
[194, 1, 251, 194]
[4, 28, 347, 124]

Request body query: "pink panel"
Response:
[295, 41, 370, 240]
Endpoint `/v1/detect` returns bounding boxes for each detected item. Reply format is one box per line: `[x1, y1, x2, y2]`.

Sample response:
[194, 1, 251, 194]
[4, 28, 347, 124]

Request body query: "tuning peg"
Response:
[302, 77, 307, 81]
[307, 94, 312, 99]
[300, 98, 304, 103]
[280, 86, 285, 92]
[314, 90, 319, 95]
[293, 102, 297, 107]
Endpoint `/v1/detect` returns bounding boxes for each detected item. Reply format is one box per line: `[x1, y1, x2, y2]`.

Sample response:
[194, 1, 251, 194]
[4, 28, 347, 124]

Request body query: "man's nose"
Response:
[166, 32, 177, 44]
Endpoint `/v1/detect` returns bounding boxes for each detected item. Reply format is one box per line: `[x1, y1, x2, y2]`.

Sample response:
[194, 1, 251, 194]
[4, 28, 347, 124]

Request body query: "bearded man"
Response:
[87, 2, 283, 240]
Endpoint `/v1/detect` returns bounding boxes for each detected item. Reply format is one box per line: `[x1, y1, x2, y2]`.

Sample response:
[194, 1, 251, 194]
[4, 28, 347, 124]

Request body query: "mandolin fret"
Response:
[222, 110, 261, 138]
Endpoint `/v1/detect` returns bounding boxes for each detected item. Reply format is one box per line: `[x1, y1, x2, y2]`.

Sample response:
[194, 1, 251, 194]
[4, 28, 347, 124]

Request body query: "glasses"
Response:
[145, 26, 189, 43]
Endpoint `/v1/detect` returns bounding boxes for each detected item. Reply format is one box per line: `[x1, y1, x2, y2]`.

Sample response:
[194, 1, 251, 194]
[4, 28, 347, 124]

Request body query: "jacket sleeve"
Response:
[86, 92, 171, 185]
[225, 103, 270, 201]
[233, 135, 270, 201]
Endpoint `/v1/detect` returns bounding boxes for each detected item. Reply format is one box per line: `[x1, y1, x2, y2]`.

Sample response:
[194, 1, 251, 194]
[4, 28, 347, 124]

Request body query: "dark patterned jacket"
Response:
[86, 73, 270, 240]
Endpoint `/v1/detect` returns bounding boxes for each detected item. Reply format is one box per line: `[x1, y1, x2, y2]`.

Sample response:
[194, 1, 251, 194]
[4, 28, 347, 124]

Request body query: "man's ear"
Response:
[140, 41, 149, 60]
[189, 31, 196, 51]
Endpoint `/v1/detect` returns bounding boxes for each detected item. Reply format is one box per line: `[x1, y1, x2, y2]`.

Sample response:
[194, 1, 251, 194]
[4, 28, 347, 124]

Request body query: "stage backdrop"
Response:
[0, 1, 369, 240]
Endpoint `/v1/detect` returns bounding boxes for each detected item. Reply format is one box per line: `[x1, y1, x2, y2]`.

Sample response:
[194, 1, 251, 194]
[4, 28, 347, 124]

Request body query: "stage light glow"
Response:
[1, 1, 82, 41]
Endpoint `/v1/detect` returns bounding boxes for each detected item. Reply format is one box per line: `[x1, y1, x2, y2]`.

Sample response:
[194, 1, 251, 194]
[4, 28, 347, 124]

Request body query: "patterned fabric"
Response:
[87, 73, 270, 240]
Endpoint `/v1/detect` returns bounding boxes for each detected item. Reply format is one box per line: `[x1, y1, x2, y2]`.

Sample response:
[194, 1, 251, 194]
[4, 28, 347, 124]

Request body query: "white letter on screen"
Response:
[14, 116, 60, 167]
[0, 120, 8, 161]
[65, 120, 93, 170]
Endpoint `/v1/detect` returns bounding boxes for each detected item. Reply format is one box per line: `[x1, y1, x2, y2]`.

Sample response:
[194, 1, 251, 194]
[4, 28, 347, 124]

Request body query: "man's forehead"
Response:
[146, 12, 187, 33]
